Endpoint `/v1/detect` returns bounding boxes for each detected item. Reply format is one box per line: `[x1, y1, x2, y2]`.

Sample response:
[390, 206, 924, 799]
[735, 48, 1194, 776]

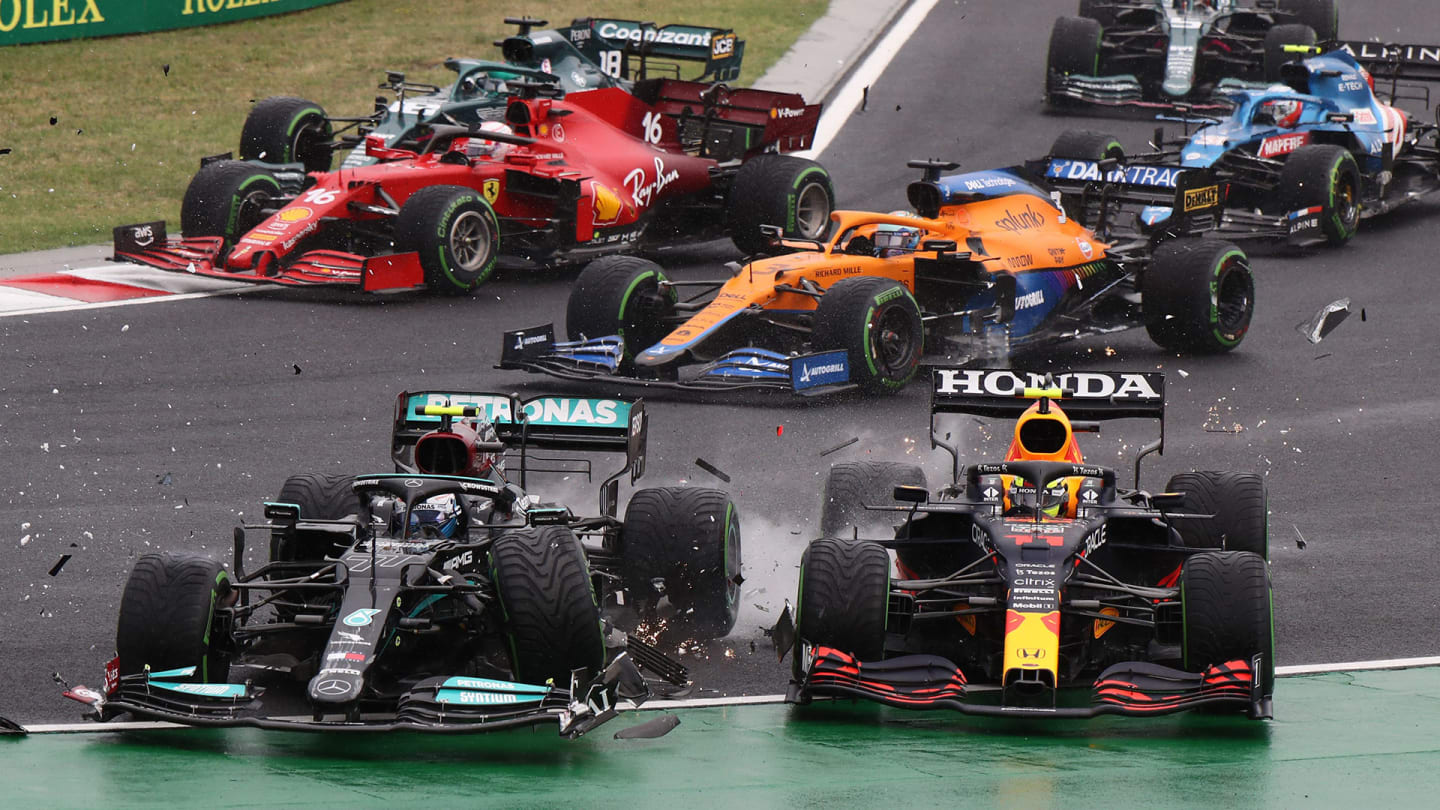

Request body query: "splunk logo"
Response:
[994, 203, 1046, 233]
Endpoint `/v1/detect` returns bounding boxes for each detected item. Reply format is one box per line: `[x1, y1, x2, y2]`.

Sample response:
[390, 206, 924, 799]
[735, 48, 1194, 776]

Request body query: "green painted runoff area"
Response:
[6, 668, 1440, 808]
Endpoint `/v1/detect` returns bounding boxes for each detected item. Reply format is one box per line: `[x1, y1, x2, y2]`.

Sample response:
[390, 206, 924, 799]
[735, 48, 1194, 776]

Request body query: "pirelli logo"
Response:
[1182, 184, 1221, 212]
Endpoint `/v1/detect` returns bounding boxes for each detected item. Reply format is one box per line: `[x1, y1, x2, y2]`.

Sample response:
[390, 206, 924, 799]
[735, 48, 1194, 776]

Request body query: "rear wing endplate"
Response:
[1340, 41, 1440, 82]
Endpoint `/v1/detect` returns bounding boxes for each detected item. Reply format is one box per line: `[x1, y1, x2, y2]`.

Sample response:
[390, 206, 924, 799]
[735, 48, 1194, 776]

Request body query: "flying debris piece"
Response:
[1293, 525, 1308, 550]
[48, 554, 72, 577]
[861, 85, 869, 112]
[820, 436, 860, 457]
[0, 715, 26, 736]
[1360, 308, 1367, 322]
[614, 714, 680, 740]
[49, 116, 57, 126]
[694, 457, 730, 483]
[292, 364, 302, 375]
[162, 64, 170, 77]
[766, 601, 796, 661]
[156, 472, 172, 486]
[1297, 298, 1351, 344]
[0, 148, 11, 156]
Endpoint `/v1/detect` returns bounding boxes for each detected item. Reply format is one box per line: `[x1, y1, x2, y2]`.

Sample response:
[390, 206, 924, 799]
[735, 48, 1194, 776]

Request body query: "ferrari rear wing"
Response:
[631, 79, 821, 158]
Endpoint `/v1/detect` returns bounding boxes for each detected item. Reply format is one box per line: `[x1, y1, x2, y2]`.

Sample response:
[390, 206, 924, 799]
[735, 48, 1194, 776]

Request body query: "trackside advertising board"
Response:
[0, 0, 348, 47]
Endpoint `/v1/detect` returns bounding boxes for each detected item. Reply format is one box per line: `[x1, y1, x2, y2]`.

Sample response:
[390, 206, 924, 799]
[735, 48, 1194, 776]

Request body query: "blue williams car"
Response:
[1044, 43, 1440, 246]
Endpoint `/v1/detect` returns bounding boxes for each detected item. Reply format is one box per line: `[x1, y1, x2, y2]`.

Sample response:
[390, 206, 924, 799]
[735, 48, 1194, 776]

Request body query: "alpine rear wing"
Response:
[1029, 158, 1227, 237]
[928, 368, 1167, 486]
[559, 18, 744, 83]
[1340, 41, 1440, 83]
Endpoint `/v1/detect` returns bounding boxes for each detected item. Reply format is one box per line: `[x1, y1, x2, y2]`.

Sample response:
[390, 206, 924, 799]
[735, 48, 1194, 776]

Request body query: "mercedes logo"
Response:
[316, 679, 353, 697]
[404, 479, 422, 488]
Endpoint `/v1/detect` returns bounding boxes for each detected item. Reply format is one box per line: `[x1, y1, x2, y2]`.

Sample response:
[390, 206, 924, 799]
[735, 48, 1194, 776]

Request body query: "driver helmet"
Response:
[873, 220, 921, 257]
[1258, 98, 1303, 129]
[465, 120, 515, 159]
[407, 494, 463, 540]
[1005, 478, 1070, 518]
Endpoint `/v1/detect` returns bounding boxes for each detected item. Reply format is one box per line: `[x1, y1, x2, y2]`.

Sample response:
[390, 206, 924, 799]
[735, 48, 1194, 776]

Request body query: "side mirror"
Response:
[1150, 492, 1187, 510]
[893, 485, 929, 504]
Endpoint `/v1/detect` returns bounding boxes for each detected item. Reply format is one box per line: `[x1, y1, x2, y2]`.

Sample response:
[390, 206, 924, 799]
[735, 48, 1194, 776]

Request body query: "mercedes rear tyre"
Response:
[727, 154, 835, 255]
[116, 552, 233, 682]
[239, 96, 334, 173]
[565, 256, 678, 367]
[1143, 239, 1254, 354]
[1276, 144, 1361, 246]
[1181, 551, 1275, 699]
[180, 160, 281, 248]
[796, 538, 890, 664]
[490, 526, 606, 687]
[1164, 471, 1268, 557]
[812, 276, 923, 395]
[620, 487, 742, 638]
[395, 185, 501, 294]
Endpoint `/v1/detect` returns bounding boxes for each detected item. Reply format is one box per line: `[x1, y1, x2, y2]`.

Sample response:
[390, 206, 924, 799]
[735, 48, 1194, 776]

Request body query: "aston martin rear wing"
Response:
[559, 18, 744, 83]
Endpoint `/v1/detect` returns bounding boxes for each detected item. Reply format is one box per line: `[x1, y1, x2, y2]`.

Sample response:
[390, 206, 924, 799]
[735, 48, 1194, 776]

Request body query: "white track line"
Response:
[799, 0, 944, 159]
[13, 656, 1440, 734]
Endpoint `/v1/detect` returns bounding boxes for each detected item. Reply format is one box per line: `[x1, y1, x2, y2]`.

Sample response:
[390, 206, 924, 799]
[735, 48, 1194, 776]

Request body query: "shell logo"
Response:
[591, 181, 623, 226]
[279, 207, 313, 223]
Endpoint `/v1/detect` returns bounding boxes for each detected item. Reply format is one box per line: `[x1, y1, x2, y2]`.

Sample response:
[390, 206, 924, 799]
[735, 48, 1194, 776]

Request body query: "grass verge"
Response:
[0, 0, 825, 254]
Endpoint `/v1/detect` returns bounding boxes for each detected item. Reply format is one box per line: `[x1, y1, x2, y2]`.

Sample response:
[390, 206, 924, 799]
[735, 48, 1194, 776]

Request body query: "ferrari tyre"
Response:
[116, 552, 232, 682]
[1046, 16, 1103, 105]
[1264, 23, 1318, 82]
[819, 461, 927, 539]
[1276, 144, 1360, 246]
[1280, 0, 1338, 42]
[1143, 239, 1254, 354]
[796, 538, 889, 662]
[812, 276, 923, 395]
[239, 96, 334, 173]
[1181, 551, 1274, 697]
[727, 154, 835, 255]
[270, 473, 358, 562]
[1049, 130, 1125, 161]
[395, 186, 501, 294]
[566, 256, 678, 365]
[1164, 471, 1268, 557]
[620, 487, 742, 638]
[179, 160, 281, 247]
[490, 526, 605, 686]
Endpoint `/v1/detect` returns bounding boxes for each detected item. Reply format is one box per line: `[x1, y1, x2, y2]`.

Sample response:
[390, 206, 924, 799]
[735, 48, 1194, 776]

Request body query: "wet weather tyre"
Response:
[270, 473, 358, 563]
[1181, 551, 1274, 698]
[621, 487, 742, 638]
[727, 154, 835, 255]
[1264, 24, 1318, 82]
[1276, 145, 1360, 246]
[1046, 17, 1103, 105]
[116, 552, 232, 682]
[1164, 471, 1268, 557]
[566, 256, 678, 365]
[812, 276, 923, 395]
[797, 538, 889, 661]
[179, 160, 281, 247]
[1143, 239, 1254, 354]
[819, 461, 927, 539]
[491, 526, 605, 686]
[239, 96, 334, 173]
[395, 185, 501, 294]
[1280, 0, 1338, 42]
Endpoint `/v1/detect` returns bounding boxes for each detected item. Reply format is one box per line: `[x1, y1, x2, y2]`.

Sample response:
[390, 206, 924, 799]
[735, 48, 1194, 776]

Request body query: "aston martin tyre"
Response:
[796, 538, 889, 664]
[1281, 0, 1339, 42]
[239, 96, 335, 173]
[620, 487, 742, 637]
[727, 154, 835, 254]
[179, 160, 281, 249]
[566, 256, 678, 366]
[812, 276, 923, 394]
[1077, 0, 1116, 28]
[490, 526, 606, 686]
[1165, 471, 1269, 557]
[116, 552, 232, 682]
[1049, 129, 1125, 162]
[395, 185, 501, 293]
[1142, 239, 1254, 354]
[819, 461, 928, 539]
[1264, 23, 1318, 82]
[1181, 550, 1275, 697]
[1276, 144, 1360, 245]
[1046, 16, 1104, 103]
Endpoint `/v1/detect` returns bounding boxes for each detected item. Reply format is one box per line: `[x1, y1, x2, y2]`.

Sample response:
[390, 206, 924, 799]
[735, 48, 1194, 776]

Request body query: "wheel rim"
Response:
[871, 302, 919, 375]
[292, 119, 330, 170]
[1335, 172, 1359, 230]
[794, 182, 831, 239]
[235, 188, 273, 236]
[1215, 260, 1253, 337]
[447, 210, 493, 271]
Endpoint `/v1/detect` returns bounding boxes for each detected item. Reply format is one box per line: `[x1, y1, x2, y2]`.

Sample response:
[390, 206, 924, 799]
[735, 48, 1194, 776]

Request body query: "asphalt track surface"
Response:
[4, 0, 1440, 727]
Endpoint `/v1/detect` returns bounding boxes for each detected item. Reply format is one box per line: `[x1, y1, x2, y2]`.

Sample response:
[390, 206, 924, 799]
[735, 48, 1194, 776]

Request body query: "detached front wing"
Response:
[792, 646, 1269, 719]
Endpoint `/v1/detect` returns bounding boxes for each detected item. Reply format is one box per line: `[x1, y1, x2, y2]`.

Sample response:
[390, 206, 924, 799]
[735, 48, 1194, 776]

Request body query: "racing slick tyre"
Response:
[1142, 239, 1254, 354]
[726, 154, 835, 255]
[819, 461, 928, 539]
[179, 160, 281, 249]
[395, 185, 501, 294]
[812, 276, 923, 395]
[796, 538, 889, 663]
[1046, 16, 1103, 106]
[1077, 0, 1116, 28]
[116, 552, 233, 682]
[239, 96, 334, 173]
[566, 256, 678, 367]
[620, 487, 742, 638]
[1275, 144, 1361, 246]
[1164, 471, 1268, 557]
[1264, 23, 1318, 83]
[490, 526, 606, 686]
[1280, 0, 1338, 42]
[1181, 551, 1275, 699]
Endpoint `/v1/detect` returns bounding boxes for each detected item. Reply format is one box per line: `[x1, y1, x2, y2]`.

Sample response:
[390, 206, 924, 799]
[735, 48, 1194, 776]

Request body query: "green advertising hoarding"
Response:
[0, 0, 349, 46]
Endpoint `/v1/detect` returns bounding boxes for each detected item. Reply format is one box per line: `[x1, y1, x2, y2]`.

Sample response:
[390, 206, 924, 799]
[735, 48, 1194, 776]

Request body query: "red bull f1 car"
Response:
[62, 392, 741, 737]
[498, 158, 1253, 395]
[779, 368, 1274, 719]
